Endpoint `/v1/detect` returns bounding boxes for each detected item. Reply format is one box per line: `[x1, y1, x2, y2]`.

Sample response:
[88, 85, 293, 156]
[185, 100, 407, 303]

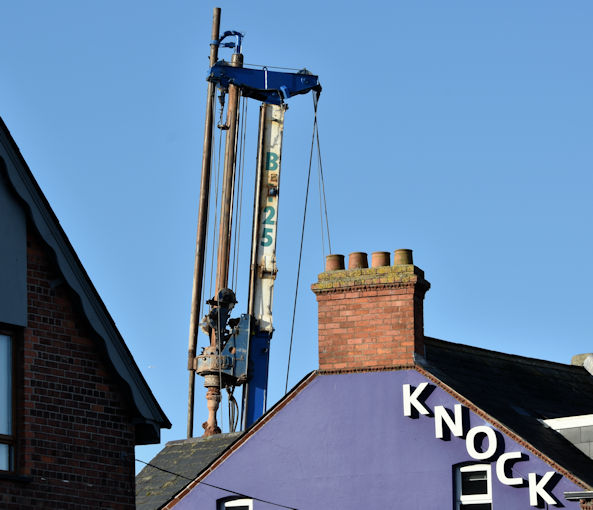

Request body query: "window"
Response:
[219, 498, 253, 510]
[0, 333, 14, 471]
[455, 464, 492, 510]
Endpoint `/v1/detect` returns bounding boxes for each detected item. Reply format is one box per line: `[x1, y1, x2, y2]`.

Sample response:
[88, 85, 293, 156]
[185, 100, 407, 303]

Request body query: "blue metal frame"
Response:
[208, 62, 321, 105]
[213, 30, 244, 54]
[243, 331, 271, 428]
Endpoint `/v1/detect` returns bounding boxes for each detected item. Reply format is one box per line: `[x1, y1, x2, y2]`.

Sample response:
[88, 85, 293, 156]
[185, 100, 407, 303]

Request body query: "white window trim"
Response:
[221, 498, 253, 510]
[456, 464, 492, 508]
[543, 414, 593, 430]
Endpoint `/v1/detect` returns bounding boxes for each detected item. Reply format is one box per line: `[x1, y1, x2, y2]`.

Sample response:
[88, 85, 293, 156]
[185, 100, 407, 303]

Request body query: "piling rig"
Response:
[186, 8, 321, 437]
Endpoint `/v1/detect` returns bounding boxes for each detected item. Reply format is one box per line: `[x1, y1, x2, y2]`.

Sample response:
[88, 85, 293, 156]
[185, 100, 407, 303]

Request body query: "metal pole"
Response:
[203, 51, 243, 437]
[247, 104, 267, 316]
[241, 104, 266, 429]
[214, 52, 243, 298]
[186, 7, 221, 439]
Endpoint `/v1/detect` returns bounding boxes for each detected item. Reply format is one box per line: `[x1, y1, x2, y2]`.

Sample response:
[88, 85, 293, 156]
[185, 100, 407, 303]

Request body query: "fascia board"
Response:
[544, 415, 593, 430]
[0, 121, 171, 439]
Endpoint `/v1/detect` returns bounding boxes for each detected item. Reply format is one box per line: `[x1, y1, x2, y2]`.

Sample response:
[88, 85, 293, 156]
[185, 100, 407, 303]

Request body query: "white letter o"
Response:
[466, 425, 497, 460]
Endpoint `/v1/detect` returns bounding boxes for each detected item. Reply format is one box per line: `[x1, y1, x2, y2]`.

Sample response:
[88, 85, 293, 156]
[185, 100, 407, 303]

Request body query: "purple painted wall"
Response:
[174, 370, 583, 509]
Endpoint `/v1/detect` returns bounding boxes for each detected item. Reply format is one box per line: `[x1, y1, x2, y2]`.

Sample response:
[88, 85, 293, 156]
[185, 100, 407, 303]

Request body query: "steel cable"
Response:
[284, 99, 318, 394]
[199, 92, 217, 323]
[231, 97, 248, 291]
[317, 139, 326, 262]
[315, 116, 332, 254]
[208, 93, 225, 304]
[135, 459, 297, 509]
[229, 95, 242, 288]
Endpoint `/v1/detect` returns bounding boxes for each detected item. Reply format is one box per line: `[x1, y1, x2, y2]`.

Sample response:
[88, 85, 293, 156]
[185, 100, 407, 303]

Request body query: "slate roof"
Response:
[419, 336, 593, 489]
[136, 338, 593, 508]
[136, 432, 242, 510]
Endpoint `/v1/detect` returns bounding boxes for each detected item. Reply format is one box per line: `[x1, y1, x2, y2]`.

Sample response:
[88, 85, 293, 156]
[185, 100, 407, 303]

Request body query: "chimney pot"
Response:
[325, 254, 345, 271]
[312, 248, 430, 372]
[394, 249, 413, 265]
[348, 252, 368, 269]
[371, 251, 390, 268]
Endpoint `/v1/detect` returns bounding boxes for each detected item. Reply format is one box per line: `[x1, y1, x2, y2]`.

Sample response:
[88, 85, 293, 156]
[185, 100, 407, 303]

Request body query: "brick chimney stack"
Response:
[311, 249, 430, 372]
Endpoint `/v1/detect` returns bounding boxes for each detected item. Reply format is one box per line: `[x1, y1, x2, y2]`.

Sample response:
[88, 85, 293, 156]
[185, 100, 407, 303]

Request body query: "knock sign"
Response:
[403, 382, 560, 507]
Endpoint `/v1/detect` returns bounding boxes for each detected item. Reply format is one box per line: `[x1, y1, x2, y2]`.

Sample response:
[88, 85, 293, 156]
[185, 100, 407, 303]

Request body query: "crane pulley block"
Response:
[208, 61, 321, 105]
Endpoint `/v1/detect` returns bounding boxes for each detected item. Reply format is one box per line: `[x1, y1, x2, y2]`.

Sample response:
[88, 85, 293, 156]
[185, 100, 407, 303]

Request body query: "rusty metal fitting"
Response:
[203, 387, 222, 437]
[348, 252, 368, 269]
[394, 249, 413, 265]
[195, 345, 232, 377]
[203, 345, 218, 356]
[203, 374, 220, 388]
[371, 251, 390, 268]
[325, 254, 345, 271]
[231, 53, 243, 67]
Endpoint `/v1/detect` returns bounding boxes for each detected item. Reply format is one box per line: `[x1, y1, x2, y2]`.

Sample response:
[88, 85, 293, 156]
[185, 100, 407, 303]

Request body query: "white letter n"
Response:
[434, 404, 464, 438]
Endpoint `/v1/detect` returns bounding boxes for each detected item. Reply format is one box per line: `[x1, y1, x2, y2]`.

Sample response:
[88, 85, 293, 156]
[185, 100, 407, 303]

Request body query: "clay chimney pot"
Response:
[394, 249, 413, 265]
[348, 252, 368, 269]
[325, 254, 345, 272]
[371, 251, 390, 268]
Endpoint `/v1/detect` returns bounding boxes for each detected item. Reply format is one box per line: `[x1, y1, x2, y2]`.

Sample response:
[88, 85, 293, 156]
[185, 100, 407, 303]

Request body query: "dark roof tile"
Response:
[420, 337, 593, 489]
[136, 432, 242, 510]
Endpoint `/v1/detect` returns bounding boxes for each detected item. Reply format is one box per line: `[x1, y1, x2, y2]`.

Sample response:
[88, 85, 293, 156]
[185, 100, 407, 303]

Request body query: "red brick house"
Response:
[0, 117, 170, 509]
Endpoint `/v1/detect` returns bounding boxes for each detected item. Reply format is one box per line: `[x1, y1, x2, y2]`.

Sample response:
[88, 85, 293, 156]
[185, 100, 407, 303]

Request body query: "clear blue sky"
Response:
[2, 2, 592, 468]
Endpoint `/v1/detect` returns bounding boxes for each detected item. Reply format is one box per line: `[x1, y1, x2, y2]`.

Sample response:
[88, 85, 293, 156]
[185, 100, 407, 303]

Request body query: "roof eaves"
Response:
[0, 117, 171, 442]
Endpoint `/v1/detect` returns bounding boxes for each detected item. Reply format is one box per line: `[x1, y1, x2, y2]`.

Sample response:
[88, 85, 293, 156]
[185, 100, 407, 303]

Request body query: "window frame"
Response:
[455, 463, 492, 509]
[218, 498, 254, 510]
[0, 328, 16, 473]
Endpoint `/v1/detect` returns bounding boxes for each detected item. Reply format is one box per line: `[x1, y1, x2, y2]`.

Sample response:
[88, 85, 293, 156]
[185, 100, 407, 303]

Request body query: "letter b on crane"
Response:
[266, 152, 279, 171]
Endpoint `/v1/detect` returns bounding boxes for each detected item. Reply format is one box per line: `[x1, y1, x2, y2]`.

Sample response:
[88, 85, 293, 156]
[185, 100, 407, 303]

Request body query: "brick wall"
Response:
[311, 252, 430, 371]
[0, 225, 136, 509]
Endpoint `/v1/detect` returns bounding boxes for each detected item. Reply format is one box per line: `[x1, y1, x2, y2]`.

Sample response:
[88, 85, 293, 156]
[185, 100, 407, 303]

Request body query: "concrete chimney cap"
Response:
[584, 355, 593, 376]
[571, 353, 593, 366]
[572, 353, 593, 376]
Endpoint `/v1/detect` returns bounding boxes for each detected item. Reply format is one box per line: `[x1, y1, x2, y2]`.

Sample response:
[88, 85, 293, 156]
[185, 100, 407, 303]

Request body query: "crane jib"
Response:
[208, 62, 321, 105]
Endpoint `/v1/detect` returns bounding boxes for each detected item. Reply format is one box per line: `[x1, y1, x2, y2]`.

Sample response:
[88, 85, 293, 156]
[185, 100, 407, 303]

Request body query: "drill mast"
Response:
[186, 8, 321, 437]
